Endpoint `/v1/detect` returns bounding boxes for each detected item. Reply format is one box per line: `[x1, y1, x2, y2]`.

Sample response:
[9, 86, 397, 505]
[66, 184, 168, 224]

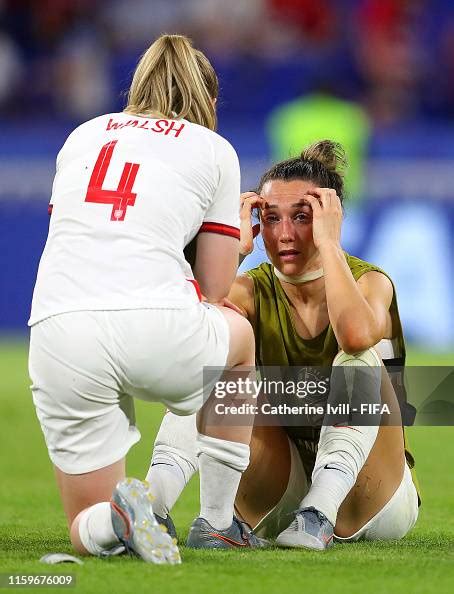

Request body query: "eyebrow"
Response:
[263, 200, 310, 210]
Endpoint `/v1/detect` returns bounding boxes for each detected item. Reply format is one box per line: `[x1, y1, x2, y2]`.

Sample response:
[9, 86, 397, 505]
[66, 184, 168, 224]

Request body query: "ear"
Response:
[252, 223, 260, 238]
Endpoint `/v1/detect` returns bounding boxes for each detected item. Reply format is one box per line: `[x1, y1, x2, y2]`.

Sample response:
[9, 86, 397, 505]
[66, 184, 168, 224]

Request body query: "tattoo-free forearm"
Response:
[319, 242, 380, 352]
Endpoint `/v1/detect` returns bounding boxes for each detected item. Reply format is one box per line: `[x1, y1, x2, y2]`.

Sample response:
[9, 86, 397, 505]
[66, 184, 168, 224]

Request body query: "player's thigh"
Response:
[29, 312, 140, 476]
[55, 459, 125, 526]
[217, 306, 255, 368]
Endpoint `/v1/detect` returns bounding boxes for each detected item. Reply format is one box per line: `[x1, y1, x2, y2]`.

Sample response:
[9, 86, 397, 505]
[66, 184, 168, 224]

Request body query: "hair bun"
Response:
[301, 140, 347, 177]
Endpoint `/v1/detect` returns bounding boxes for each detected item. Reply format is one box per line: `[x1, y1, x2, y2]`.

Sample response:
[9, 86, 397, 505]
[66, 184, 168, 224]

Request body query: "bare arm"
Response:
[193, 232, 240, 303]
[320, 244, 393, 353]
[306, 188, 393, 354]
[227, 274, 256, 320]
[193, 188, 262, 305]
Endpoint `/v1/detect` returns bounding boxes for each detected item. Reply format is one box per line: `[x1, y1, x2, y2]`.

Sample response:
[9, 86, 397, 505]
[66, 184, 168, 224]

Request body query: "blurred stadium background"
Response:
[1, 3, 453, 590]
[0, 0, 453, 353]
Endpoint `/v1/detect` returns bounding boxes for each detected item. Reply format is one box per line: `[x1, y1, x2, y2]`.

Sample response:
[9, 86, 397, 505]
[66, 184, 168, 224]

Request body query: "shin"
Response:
[301, 348, 382, 525]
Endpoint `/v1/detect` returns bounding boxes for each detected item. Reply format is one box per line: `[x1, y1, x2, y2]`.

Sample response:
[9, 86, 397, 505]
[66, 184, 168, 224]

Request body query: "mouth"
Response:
[278, 249, 300, 261]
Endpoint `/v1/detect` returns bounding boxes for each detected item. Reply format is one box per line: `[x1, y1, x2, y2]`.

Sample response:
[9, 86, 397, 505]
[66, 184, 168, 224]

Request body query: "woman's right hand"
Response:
[239, 192, 266, 255]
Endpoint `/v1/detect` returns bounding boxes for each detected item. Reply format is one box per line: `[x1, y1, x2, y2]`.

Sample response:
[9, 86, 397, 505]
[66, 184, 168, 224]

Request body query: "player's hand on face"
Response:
[304, 188, 343, 251]
[240, 192, 266, 255]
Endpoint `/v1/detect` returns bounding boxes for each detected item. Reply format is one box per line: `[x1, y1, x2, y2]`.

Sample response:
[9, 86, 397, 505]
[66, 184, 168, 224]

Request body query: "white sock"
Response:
[199, 453, 243, 531]
[301, 424, 379, 525]
[78, 502, 119, 556]
[146, 412, 198, 518]
[301, 349, 381, 526]
[198, 434, 250, 531]
[146, 455, 193, 518]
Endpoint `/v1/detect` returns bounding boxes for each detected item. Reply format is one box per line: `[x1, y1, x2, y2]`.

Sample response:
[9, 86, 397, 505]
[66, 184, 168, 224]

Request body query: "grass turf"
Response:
[1, 340, 453, 594]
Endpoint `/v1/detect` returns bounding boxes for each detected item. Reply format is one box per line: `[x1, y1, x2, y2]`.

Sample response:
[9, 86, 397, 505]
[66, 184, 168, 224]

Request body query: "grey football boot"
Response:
[276, 507, 334, 550]
[110, 477, 181, 564]
[186, 516, 268, 549]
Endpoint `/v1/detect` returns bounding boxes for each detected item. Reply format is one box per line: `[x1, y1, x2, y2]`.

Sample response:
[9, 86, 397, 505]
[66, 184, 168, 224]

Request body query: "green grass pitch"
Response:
[1, 340, 453, 594]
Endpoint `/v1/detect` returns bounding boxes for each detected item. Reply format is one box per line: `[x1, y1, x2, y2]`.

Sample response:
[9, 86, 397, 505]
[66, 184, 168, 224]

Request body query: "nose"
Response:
[279, 218, 295, 243]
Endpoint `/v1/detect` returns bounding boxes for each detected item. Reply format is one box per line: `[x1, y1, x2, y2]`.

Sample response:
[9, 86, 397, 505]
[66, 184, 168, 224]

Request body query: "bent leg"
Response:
[54, 459, 125, 554]
[298, 349, 384, 528]
[143, 305, 257, 536]
[235, 427, 310, 538]
[58, 460, 181, 562]
[235, 426, 292, 529]
[277, 348, 414, 549]
[335, 462, 418, 542]
[195, 306, 256, 531]
[335, 365, 406, 537]
[145, 412, 198, 519]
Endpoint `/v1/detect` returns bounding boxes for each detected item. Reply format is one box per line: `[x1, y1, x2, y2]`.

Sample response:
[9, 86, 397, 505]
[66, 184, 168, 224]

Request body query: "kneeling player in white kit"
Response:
[28, 34, 262, 564]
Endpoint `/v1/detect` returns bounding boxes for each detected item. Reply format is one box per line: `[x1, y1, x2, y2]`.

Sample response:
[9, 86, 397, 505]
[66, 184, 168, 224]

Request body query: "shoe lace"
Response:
[233, 517, 260, 545]
[287, 507, 330, 530]
[301, 507, 330, 524]
[289, 506, 326, 520]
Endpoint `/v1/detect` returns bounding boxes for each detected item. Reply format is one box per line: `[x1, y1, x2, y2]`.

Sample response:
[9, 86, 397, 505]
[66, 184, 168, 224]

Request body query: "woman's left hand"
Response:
[304, 187, 343, 251]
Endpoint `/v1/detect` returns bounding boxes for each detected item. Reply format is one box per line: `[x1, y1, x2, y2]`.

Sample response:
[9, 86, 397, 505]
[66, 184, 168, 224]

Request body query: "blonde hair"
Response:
[125, 34, 219, 130]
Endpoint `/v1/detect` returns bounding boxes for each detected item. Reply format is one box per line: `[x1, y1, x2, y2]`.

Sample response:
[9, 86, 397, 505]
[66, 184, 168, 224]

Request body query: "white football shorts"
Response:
[254, 438, 419, 541]
[29, 305, 229, 474]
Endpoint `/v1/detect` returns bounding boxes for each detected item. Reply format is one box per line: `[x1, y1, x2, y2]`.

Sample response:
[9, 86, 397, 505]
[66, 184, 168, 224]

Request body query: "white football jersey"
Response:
[29, 113, 240, 325]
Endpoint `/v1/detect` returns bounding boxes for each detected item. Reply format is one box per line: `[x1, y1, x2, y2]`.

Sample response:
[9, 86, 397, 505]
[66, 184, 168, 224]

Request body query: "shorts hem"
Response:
[49, 430, 141, 475]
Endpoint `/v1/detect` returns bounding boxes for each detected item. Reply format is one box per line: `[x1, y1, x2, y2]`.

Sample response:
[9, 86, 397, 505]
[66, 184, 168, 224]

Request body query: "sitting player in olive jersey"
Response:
[147, 140, 419, 550]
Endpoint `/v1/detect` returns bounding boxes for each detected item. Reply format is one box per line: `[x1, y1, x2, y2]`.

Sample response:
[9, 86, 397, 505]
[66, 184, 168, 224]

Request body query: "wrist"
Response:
[318, 240, 342, 255]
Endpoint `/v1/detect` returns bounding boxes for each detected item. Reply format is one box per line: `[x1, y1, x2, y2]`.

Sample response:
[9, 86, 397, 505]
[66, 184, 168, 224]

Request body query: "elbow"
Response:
[337, 328, 378, 355]
[202, 288, 230, 303]
[339, 339, 372, 355]
[334, 309, 385, 355]
[240, 239, 253, 256]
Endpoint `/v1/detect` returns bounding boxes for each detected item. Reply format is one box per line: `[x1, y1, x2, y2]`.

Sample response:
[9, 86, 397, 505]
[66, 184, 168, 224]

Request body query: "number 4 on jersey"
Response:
[85, 140, 140, 221]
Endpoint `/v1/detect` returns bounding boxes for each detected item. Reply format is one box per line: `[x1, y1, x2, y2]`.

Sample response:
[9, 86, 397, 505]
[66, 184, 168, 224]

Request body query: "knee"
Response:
[331, 347, 383, 413]
[70, 510, 89, 555]
[223, 311, 255, 368]
[333, 347, 382, 368]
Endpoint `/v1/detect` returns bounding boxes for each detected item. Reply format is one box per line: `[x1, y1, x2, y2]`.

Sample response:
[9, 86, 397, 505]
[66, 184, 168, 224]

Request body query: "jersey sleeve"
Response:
[200, 138, 240, 239]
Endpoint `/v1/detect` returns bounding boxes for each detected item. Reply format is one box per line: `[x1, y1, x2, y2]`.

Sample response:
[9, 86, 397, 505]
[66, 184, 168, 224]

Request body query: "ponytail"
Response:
[125, 34, 219, 130]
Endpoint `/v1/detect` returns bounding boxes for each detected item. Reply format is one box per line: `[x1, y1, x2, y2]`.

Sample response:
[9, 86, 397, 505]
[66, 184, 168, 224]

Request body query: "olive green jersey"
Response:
[246, 254, 419, 500]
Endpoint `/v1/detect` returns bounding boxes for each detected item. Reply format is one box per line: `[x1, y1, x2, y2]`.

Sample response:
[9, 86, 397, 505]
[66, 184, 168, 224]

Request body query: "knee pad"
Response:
[329, 348, 382, 426]
[333, 347, 382, 368]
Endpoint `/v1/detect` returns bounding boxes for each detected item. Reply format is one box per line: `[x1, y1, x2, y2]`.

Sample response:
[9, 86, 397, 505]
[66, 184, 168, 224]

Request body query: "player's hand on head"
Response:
[304, 188, 343, 251]
[240, 192, 266, 255]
